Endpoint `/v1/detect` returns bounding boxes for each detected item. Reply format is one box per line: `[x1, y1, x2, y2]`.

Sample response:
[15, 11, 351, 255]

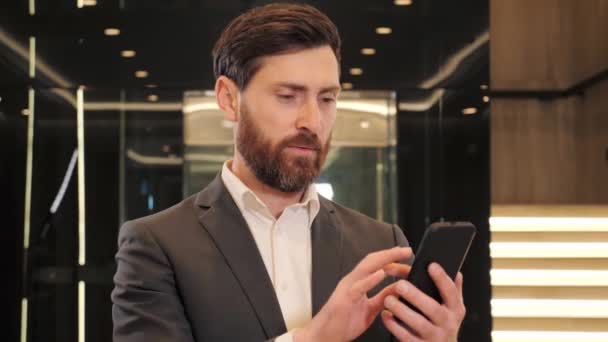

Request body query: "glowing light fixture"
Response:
[490, 242, 608, 258]
[350, 68, 363, 76]
[104, 28, 120, 36]
[76, 88, 86, 266]
[121, 50, 136, 58]
[490, 216, 608, 232]
[135, 70, 148, 78]
[29, 37, 35, 78]
[376, 27, 392, 35]
[78, 281, 85, 342]
[361, 48, 376, 55]
[492, 331, 608, 342]
[491, 269, 608, 287]
[492, 298, 608, 318]
[20, 298, 28, 342]
[462, 107, 477, 115]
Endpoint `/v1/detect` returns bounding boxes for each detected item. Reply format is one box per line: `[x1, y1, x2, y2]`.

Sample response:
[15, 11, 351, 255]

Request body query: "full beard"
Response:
[236, 103, 331, 193]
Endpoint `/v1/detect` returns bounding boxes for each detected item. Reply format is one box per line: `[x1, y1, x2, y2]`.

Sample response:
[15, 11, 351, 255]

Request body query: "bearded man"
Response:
[112, 3, 466, 342]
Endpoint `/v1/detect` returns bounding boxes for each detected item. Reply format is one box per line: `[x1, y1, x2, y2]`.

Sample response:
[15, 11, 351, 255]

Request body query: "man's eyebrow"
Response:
[275, 83, 307, 91]
[320, 85, 341, 93]
[275, 83, 341, 93]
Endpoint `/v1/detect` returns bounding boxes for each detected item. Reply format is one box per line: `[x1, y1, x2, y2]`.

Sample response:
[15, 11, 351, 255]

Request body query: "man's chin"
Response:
[283, 160, 319, 177]
[273, 167, 319, 192]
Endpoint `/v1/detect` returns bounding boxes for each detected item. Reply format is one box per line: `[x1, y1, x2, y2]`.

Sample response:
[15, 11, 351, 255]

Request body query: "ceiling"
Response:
[0, 0, 488, 91]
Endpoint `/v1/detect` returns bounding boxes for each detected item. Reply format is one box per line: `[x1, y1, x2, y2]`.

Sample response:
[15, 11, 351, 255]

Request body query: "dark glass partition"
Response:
[1, 1, 492, 341]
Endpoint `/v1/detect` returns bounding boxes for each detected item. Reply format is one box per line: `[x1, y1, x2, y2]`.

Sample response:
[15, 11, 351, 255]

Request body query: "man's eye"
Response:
[322, 97, 335, 103]
[278, 94, 295, 100]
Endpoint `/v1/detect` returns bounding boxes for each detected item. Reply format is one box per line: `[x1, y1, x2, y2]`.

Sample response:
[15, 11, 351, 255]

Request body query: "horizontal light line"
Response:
[491, 269, 608, 286]
[492, 330, 608, 342]
[492, 299, 608, 318]
[490, 242, 608, 258]
[490, 217, 608, 232]
[127, 149, 183, 165]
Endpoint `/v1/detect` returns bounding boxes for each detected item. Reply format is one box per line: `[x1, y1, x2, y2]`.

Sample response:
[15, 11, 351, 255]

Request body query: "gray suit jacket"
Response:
[112, 174, 411, 341]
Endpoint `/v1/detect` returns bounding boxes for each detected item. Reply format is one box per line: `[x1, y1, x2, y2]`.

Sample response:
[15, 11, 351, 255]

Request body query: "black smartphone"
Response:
[403, 221, 476, 308]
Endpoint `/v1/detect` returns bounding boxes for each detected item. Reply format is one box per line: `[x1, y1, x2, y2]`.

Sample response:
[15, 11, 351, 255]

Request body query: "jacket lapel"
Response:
[311, 198, 344, 315]
[195, 175, 287, 338]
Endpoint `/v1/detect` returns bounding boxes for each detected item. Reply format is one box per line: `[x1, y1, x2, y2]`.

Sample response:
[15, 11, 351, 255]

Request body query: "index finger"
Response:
[350, 247, 412, 280]
[384, 263, 411, 278]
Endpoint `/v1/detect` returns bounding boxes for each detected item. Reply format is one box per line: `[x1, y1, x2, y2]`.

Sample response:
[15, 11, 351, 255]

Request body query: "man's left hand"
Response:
[381, 263, 466, 341]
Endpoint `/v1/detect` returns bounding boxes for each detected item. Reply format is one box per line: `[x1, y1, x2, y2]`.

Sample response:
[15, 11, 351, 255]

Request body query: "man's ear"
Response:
[215, 76, 240, 122]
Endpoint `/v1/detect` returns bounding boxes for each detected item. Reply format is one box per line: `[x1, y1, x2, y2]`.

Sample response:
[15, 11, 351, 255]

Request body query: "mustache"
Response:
[281, 132, 322, 151]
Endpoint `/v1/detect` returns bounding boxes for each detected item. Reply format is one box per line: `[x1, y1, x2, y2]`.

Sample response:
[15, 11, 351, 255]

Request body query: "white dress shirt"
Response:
[221, 161, 320, 342]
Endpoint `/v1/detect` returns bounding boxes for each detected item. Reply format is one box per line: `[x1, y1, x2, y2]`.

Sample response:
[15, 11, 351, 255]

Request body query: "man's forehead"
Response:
[252, 46, 340, 88]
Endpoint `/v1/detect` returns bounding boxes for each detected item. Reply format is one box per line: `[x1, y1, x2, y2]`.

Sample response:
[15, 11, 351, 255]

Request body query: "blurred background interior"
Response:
[0, 0, 606, 341]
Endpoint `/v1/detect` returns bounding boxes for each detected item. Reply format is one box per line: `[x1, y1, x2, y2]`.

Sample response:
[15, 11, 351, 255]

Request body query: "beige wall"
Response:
[490, 0, 608, 204]
[491, 0, 608, 90]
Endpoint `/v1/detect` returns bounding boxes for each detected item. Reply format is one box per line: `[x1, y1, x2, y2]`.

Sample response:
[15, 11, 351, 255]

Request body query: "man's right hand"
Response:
[293, 246, 412, 342]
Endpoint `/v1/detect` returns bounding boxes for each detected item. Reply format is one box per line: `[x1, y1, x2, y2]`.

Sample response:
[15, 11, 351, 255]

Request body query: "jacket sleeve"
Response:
[111, 220, 195, 342]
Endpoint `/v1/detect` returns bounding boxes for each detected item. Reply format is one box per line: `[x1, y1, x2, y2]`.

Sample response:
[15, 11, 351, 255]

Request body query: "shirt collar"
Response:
[221, 160, 320, 223]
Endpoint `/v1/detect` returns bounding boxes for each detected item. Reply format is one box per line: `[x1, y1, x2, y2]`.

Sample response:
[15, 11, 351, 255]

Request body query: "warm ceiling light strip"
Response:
[29, 37, 35, 78]
[77, 88, 86, 266]
[20, 298, 28, 342]
[491, 299, 608, 318]
[78, 281, 85, 342]
[491, 269, 608, 287]
[492, 330, 608, 342]
[490, 217, 608, 232]
[490, 242, 608, 258]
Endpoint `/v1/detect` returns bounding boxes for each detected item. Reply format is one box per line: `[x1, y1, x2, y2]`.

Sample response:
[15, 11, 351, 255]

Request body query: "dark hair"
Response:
[212, 3, 341, 90]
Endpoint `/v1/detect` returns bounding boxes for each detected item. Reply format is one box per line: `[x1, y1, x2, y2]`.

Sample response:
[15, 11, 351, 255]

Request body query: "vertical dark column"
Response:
[396, 88, 492, 341]
[0, 91, 27, 342]
[83, 110, 121, 342]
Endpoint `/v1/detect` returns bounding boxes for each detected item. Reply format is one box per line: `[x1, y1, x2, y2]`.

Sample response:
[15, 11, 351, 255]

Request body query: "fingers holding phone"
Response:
[384, 262, 411, 278]
[381, 221, 475, 341]
[294, 246, 413, 342]
[428, 263, 466, 318]
[381, 267, 465, 341]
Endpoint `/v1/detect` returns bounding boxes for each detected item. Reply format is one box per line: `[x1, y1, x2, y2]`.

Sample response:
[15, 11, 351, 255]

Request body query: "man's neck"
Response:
[229, 156, 305, 219]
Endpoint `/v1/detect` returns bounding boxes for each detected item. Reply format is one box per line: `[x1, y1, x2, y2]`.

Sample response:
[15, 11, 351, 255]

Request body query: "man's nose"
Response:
[296, 97, 322, 133]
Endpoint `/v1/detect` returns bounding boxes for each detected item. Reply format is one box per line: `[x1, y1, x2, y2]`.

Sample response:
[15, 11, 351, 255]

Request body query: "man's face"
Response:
[235, 45, 340, 192]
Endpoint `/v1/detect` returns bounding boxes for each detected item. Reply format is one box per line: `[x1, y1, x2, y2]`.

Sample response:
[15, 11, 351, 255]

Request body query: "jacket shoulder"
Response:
[321, 197, 408, 250]
[118, 194, 198, 243]
[326, 198, 394, 232]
